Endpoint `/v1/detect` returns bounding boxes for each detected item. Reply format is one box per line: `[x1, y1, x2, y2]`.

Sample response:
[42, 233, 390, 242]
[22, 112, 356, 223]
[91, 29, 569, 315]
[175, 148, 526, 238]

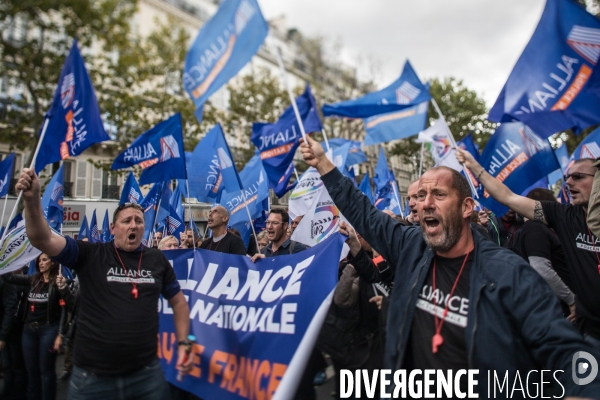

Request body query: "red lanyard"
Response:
[431, 250, 471, 354]
[113, 244, 143, 299]
[208, 237, 222, 252]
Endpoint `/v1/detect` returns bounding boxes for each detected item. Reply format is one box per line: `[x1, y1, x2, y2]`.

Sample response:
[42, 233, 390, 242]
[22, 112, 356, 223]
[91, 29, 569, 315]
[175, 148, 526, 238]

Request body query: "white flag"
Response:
[417, 118, 463, 172]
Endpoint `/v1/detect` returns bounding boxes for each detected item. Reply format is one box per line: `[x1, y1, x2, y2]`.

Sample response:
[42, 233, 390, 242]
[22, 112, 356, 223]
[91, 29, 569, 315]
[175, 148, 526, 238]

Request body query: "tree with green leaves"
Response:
[0, 0, 137, 162]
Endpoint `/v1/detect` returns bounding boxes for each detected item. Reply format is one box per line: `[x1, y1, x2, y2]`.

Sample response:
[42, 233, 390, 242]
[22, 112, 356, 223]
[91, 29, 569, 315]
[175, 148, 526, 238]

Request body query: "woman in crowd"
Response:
[256, 230, 269, 253]
[158, 235, 180, 250]
[3, 254, 67, 400]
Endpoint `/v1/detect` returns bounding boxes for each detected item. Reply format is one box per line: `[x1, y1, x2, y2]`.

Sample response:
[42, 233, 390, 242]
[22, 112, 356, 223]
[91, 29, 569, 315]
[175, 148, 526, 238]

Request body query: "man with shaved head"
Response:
[299, 135, 600, 396]
[406, 179, 420, 224]
[200, 205, 246, 255]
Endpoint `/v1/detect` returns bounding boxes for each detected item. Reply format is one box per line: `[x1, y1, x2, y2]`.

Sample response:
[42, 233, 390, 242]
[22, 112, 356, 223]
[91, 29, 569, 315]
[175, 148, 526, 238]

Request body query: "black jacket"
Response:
[0, 276, 21, 341]
[3, 274, 68, 335]
[321, 167, 600, 398]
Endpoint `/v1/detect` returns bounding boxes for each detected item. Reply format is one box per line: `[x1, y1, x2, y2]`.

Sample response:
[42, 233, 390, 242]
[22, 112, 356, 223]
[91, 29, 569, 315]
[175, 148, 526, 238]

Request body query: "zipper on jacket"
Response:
[468, 283, 486, 368]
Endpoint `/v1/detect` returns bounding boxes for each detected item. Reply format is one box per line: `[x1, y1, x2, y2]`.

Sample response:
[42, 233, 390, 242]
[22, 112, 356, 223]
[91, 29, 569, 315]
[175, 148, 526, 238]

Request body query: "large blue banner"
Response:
[183, 0, 268, 122]
[112, 114, 187, 185]
[489, 0, 600, 138]
[477, 122, 560, 216]
[158, 234, 344, 399]
[322, 60, 430, 118]
[35, 40, 109, 173]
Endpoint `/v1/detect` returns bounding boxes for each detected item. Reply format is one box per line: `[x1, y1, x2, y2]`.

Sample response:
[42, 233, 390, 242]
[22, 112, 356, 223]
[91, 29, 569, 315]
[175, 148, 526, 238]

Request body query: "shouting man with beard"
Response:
[300, 136, 600, 397]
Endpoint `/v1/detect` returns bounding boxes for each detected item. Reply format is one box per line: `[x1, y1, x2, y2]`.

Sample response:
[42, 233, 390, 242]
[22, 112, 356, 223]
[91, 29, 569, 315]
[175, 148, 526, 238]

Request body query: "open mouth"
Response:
[423, 216, 440, 230]
[128, 233, 136, 241]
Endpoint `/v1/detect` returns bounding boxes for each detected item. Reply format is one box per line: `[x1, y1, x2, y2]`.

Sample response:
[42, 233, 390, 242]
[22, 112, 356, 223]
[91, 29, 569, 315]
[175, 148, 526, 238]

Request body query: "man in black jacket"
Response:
[0, 272, 27, 400]
[301, 136, 600, 397]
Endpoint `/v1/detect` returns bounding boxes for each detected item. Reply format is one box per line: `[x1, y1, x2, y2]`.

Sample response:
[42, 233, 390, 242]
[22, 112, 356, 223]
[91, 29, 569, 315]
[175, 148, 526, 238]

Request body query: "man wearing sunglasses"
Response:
[456, 149, 600, 348]
[15, 169, 193, 399]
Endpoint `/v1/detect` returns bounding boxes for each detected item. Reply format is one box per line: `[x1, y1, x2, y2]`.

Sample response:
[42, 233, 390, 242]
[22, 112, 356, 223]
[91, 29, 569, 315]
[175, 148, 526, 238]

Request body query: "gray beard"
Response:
[420, 211, 463, 253]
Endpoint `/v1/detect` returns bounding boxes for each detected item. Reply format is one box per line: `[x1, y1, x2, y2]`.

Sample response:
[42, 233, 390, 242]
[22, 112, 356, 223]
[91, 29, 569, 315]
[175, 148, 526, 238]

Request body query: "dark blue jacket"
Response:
[322, 167, 600, 397]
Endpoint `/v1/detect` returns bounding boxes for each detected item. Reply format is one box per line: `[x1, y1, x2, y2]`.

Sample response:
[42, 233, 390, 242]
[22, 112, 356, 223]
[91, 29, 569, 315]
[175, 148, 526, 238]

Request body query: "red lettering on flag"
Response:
[260, 143, 294, 160]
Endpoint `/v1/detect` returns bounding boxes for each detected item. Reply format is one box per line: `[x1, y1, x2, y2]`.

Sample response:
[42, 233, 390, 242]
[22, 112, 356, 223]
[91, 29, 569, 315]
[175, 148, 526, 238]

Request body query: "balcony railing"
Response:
[102, 185, 120, 200]
[64, 182, 74, 197]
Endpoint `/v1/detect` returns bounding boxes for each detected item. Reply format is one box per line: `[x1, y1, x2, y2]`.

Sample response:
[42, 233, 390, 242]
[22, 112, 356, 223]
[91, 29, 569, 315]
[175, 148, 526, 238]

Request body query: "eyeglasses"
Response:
[564, 172, 595, 182]
[265, 221, 283, 226]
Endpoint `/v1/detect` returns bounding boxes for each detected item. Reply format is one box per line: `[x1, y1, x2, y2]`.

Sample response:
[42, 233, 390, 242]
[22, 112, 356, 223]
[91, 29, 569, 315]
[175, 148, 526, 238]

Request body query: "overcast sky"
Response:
[258, 0, 547, 108]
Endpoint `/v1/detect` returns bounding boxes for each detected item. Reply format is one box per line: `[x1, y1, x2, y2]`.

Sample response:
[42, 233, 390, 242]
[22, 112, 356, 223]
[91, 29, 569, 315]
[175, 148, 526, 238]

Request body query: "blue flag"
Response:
[183, 0, 268, 122]
[140, 183, 162, 243]
[477, 122, 560, 216]
[188, 218, 202, 240]
[489, 0, 600, 138]
[7, 213, 22, 231]
[111, 114, 186, 185]
[252, 84, 322, 188]
[220, 155, 269, 227]
[35, 40, 109, 173]
[457, 133, 480, 162]
[166, 205, 185, 238]
[89, 210, 101, 243]
[363, 101, 429, 145]
[171, 183, 184, 220]
[521, 176, 550, 196]
[155, 183, 172, 229]
[102, 210, 112, 243]
[120, 172, 143, 205]
[331, 142, 352, 177]
[358, 171, 374, 205]
[326, 138, 367, 166]
[322, 60, 431, 118]
[41, 164, 64, 231]
[0, 153, 15, 198]
[273, 162, 296, 198]
[555, 142, 571, 172]
[189, 124, 242, 203]
[78, 215, 89, 240]
[373, 147, 394, 210]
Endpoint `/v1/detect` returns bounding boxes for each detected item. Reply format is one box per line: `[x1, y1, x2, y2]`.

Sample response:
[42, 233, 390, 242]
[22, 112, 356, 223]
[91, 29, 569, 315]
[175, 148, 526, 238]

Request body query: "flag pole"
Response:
[419, 142, 424, 178]
[1, 117, 51, 244]
[430, 98, 479, 199]
[391, 181, 403, 216]
[321, 126, 331, 151]
[184, 180, 196, 249]
[274, 47, 308, 144]
[240, 189, 260, 253]
[293, 167, 300, 182]
[1, 195, 8, 230]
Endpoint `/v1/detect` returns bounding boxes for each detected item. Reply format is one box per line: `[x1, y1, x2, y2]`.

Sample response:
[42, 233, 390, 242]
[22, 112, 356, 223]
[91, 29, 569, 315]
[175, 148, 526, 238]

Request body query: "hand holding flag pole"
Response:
[430, 98, 478, 199]
[0, 118, 51, 244]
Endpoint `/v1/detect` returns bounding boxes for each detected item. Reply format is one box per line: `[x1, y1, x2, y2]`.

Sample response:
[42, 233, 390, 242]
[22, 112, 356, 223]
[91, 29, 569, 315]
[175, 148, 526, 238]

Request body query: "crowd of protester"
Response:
[2, 140, 600, 399]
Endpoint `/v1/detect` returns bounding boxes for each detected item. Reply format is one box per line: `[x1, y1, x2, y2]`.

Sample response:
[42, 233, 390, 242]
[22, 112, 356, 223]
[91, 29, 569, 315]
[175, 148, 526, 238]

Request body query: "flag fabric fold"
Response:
[363, 101, 429, 145]
[183, 0, 268, 122]
[251, 84, 322, 189]
[41, 165, 64, 231]
[477, 122, 560, 215]
[322, 60, 430, 118]
[120, 172, 143, 205]
[188, 124, 242, 203]
[0, 153, 15, 199]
